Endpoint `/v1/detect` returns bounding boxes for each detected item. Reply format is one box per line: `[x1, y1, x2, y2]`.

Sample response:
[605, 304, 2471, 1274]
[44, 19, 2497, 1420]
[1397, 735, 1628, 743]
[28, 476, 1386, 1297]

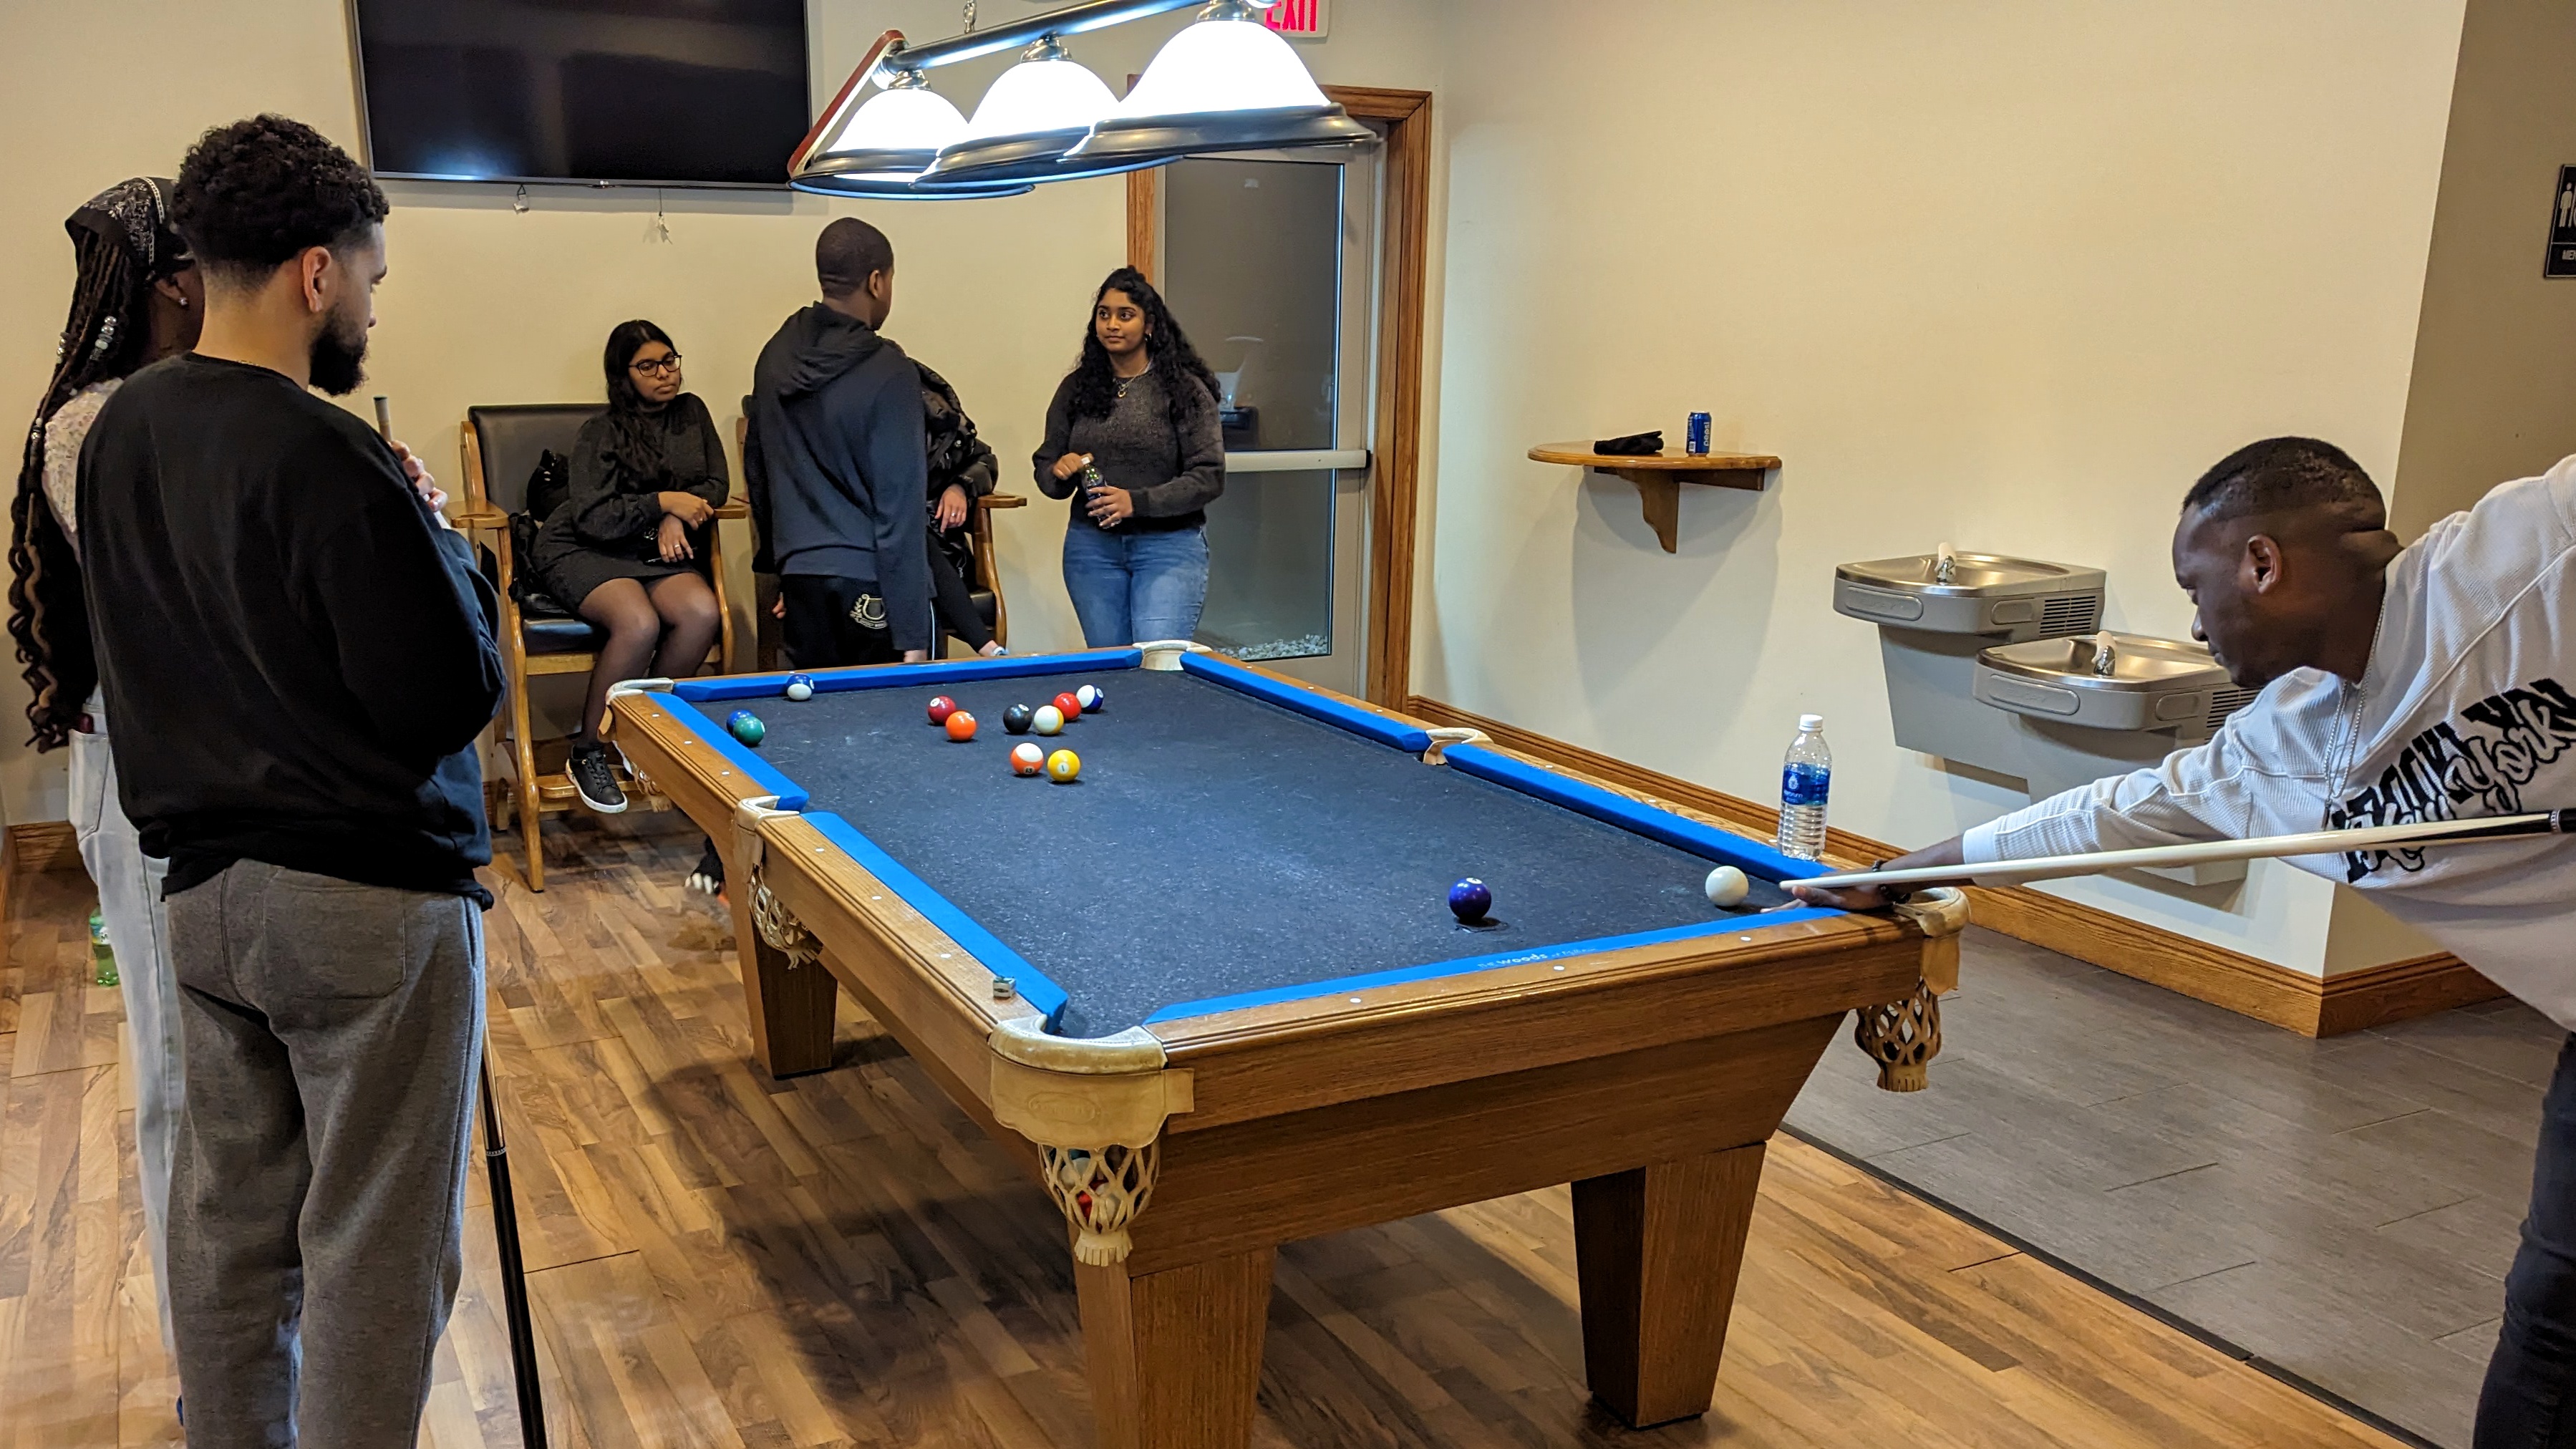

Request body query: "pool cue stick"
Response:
[1793, 808, 2573, 892]
[478, 1045, 549, 1449]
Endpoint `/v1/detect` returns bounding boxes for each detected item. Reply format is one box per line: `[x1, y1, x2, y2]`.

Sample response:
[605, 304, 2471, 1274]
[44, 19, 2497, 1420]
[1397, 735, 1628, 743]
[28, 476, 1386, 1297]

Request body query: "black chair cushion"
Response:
[969, 588, 997, 631]
[469, 404, 604, 514]
[523, 615, 610, 655]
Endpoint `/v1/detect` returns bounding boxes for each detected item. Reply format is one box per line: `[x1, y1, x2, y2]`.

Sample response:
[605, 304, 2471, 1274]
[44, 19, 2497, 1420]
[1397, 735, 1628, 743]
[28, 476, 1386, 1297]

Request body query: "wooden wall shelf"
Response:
[1529, 442, 1779, 553]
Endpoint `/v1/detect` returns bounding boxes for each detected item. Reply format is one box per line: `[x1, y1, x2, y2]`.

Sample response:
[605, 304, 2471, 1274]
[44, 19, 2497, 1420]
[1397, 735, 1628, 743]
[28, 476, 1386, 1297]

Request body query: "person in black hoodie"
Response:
[77, 115, 503, 1445]
[746, 217, 930, 668]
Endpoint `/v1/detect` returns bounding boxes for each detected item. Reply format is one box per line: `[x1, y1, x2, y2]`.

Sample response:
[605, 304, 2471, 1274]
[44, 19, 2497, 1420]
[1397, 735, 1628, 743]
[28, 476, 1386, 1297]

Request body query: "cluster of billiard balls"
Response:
[925, 684, 1101, 782]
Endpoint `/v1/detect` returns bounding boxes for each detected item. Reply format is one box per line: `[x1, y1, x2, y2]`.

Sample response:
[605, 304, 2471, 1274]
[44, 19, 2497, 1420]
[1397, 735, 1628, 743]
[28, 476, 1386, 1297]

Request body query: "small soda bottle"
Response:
[1775, 714, 1832, 861]
[89, 906, 118, 987]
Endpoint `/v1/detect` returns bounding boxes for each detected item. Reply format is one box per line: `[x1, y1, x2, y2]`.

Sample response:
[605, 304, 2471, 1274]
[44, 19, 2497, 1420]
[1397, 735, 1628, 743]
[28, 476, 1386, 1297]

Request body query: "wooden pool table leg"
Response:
[1076, 1246, 1275, 1449]
[720, 834, 838, 1078]
[1572, 1141, 1767, 1428]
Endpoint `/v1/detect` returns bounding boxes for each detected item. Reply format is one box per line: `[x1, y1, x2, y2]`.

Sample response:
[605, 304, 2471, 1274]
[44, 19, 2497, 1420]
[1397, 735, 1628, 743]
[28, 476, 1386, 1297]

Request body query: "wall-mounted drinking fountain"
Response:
[1832, 547, 2107, 780]
[1972, 630, 2262, 883]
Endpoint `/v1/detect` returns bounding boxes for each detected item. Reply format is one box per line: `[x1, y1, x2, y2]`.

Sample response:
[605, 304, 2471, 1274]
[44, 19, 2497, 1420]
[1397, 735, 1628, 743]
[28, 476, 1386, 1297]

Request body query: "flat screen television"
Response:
[348, 0, 813, 188]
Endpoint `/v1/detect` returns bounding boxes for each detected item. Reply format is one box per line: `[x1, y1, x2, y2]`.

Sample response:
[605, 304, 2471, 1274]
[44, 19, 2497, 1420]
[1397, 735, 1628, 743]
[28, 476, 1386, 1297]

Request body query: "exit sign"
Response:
[1264, 0, 1328, 39]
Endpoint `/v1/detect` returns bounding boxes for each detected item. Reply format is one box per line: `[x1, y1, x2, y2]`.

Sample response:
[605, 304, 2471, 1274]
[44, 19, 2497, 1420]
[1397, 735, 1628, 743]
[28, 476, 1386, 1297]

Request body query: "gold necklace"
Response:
[1115, 364, 1151, 401]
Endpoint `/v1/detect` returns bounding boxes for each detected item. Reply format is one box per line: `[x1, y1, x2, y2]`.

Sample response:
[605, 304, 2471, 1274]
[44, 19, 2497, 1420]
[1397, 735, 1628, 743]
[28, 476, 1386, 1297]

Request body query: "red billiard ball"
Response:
[1052, 691, 1083, 721]
[927, 695, 958, 724]
[944, 709, 977, 742]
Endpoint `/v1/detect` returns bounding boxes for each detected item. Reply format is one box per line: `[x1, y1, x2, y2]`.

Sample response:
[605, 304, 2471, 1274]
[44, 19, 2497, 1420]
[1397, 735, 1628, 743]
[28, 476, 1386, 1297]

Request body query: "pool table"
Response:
[604, 644, 1965, 1448]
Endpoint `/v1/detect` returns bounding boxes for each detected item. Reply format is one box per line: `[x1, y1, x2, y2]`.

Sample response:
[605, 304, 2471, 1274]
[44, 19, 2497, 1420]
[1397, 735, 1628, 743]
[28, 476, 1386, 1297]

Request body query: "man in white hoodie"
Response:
[1797, 436, 2576, 1444]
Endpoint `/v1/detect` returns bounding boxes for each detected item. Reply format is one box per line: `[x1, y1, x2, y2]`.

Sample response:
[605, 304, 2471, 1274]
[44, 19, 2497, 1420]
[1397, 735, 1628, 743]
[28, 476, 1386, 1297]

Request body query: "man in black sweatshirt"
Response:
[78, 115, 503, 1445]
[746, 217, 932, 667]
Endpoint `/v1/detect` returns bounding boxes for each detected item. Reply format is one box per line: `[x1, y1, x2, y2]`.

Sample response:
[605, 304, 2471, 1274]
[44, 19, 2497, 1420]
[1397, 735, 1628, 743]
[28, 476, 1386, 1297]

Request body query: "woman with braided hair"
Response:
[6, 176, 201, 1356]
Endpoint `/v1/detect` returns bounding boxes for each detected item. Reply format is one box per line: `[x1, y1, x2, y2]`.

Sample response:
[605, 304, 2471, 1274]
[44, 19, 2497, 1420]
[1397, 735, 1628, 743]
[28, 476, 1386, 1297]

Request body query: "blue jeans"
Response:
[2479, 1032, 2576, 1447]
[1062, 523, 1209, 648]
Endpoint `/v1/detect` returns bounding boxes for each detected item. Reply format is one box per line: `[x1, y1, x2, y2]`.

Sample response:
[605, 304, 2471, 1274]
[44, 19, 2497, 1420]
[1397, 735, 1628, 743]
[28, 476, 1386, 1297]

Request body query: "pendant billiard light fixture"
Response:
[787, 0, 1370, 198]
[1064, 0, 1370, 169]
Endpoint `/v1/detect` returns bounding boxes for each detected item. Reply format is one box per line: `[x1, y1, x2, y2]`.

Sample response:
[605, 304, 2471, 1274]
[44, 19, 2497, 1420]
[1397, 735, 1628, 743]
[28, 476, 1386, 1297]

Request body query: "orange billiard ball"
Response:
[944, 709, 977, 742]
[1010, 742, 1045, 775]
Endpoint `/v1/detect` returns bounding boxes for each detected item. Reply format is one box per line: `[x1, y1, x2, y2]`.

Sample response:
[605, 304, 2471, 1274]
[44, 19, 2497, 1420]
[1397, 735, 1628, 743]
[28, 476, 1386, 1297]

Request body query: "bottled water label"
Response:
[1781, 762, 1831, 806]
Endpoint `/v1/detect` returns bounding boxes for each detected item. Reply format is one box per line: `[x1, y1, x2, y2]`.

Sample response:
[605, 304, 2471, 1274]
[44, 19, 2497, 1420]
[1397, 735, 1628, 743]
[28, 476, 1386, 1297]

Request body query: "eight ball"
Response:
[726, 709, 766, 747]
[1448, 878, 1492, 924]
[1002, 704, 1036, 735]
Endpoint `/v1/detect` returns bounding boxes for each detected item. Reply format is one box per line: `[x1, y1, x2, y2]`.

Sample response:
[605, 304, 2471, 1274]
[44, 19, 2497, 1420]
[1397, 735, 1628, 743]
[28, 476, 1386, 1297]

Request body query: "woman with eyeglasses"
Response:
[530, 319, 727, 813]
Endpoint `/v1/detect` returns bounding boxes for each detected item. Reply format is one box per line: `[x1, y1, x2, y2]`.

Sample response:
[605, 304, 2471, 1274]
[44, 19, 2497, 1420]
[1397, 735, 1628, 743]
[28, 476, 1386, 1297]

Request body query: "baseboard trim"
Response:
[1402, 696, 2502, 1037]
[7, 820, 83, 875]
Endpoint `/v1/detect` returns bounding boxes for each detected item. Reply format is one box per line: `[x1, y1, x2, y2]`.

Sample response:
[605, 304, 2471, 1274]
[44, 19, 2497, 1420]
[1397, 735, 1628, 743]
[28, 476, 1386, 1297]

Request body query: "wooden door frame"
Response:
[1126, 85, 1433, 707]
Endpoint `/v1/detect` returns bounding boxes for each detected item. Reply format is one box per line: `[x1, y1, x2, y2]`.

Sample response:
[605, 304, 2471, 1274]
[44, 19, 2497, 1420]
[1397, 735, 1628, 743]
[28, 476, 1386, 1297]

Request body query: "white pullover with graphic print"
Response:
[1962, 456, 2576, 1027]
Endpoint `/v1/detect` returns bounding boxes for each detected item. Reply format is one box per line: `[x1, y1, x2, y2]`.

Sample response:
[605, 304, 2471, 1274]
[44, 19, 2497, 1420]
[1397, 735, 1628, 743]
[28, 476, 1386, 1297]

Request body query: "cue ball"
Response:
[1448, 877, 1492, 924]
[1704, 865, 1750, 908]
[1075, 684, 1103, 712]
[783, 673, 814, 702]
[944, 709, 977, 742]
[1010, 742, 1045, 775]
[1002, 703, 1035, 735]
[926, 695, 957, 725]
[1052, 691, 1083, 721]
[1045, 748, 1081, 783]
[726, 709, 765, 747]
[1032, 704, 1065, 735]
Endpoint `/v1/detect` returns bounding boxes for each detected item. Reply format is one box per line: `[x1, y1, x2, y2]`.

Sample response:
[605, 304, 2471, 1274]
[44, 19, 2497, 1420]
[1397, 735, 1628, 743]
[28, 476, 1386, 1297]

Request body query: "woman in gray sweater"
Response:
[1032, 268, 1225, 646]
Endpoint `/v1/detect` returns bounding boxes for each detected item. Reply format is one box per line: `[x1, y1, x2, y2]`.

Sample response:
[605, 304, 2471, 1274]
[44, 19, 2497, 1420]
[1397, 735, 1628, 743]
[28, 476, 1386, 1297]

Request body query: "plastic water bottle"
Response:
[89, 906, 118, 987]
[1776, 714, 1831, 861]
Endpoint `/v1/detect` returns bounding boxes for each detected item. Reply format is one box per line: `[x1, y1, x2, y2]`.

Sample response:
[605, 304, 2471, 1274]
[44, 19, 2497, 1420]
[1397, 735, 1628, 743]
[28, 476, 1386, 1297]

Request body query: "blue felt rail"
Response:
[1442, 742, 1825, 881]
[802, 812, 1075, 1030]
[652, 692, 810, 810]
[1146, 907, 1845, 1024]
[674, 649, 1143, 704]
[1180, 651, 1433, 754]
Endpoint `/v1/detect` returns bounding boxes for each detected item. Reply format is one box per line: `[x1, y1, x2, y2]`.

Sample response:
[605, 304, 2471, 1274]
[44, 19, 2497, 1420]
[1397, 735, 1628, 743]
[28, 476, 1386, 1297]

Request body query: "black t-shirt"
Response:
[78, 354, 505, 903]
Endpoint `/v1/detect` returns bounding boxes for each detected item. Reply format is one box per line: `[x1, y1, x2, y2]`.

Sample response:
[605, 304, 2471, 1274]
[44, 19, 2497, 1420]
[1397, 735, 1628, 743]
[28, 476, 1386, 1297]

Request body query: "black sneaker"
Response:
[568, 742, 626, 814]
[687, 839, 725, 896]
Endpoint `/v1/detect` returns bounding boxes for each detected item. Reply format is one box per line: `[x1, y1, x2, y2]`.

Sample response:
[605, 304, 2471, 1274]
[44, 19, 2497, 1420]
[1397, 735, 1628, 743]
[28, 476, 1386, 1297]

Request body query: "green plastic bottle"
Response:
[89, 906, 117, 987]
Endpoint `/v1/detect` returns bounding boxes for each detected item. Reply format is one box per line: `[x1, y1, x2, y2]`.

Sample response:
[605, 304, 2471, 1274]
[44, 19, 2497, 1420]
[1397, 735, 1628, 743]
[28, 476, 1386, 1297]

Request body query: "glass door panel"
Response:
[1158, 143, 1378, 694]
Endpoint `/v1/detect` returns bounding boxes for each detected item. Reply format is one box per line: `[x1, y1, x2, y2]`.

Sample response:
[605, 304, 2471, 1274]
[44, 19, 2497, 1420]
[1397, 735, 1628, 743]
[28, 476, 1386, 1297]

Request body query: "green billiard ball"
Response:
[727, 709, 767, 747]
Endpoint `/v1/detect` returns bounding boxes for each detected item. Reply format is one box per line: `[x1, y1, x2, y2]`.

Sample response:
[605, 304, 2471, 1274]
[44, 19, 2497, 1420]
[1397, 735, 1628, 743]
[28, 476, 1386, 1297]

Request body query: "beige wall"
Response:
[1415, 0, 2467, 974]
[0, 0, 1448, 823]
[2389, 0, 2576, 538]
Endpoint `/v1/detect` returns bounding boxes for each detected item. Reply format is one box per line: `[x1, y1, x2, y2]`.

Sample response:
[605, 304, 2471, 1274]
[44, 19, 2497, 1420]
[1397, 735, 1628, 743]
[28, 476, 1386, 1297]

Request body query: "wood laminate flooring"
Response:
[1791, 926, 2557, 1449]
[1, 815, 2410, 1448]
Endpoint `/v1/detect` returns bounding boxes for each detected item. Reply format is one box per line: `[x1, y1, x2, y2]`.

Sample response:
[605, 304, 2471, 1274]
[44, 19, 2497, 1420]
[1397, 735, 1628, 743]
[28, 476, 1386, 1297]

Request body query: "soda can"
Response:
[1685, 412, 1712, 455]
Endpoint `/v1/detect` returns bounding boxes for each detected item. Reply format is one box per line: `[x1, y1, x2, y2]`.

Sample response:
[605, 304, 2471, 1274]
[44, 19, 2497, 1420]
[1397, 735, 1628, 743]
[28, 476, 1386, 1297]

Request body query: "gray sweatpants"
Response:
[164, 860, 485, 1448]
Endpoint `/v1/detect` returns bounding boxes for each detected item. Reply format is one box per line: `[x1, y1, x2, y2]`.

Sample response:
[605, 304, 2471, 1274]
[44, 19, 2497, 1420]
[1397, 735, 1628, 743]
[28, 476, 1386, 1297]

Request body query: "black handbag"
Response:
[509, 450, 579, 618]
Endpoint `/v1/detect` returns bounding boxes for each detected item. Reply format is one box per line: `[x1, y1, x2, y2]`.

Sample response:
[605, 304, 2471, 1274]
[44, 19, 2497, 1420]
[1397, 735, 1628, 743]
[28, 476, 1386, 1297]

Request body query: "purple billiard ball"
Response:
[1448, 878, 1492, 924]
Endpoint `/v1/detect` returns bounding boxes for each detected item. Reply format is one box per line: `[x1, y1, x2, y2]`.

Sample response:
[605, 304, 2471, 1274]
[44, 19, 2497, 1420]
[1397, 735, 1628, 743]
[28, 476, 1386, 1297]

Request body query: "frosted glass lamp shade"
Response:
[803, 84, 971, 177]
[923, 52, 1125, 183]
[1064, 10, 1369, 168]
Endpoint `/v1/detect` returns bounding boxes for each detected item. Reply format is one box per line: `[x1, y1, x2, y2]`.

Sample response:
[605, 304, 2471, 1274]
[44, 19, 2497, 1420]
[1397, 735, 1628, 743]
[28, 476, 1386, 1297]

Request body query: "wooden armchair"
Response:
[733, 408, 1024, 663]
[455, 404, 747, 891]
